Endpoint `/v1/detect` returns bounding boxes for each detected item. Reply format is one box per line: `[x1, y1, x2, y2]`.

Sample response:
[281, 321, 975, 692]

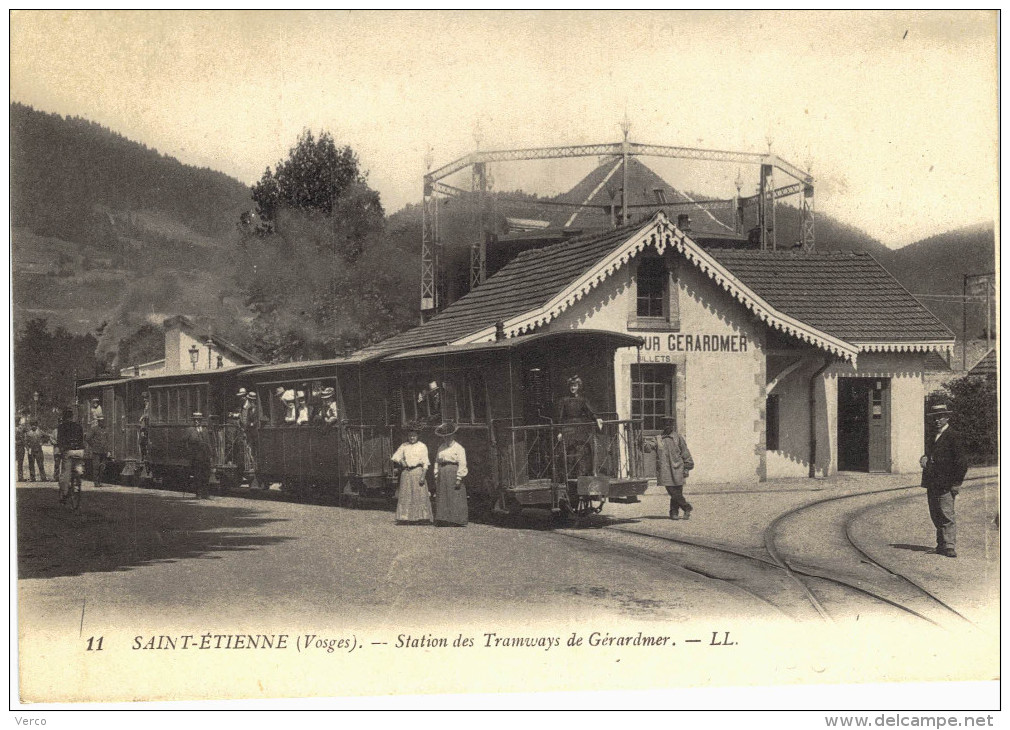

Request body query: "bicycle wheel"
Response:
[68, 474, 82, 511]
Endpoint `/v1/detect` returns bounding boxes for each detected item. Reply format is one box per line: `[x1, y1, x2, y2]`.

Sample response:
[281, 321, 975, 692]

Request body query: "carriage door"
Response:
[837, 378, 890, 472]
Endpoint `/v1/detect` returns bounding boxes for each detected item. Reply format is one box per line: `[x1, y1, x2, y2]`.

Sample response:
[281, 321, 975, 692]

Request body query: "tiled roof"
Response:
[357, 224, 637, 357]
[358, 218, 953, 359]
[708, 250, 955, 343]
[968, 348, 996, 376]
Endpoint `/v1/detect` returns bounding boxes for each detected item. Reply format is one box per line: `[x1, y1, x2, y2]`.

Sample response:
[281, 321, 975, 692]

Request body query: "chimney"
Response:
[495, 320, 506, 341]
[677, 214, 691, 232]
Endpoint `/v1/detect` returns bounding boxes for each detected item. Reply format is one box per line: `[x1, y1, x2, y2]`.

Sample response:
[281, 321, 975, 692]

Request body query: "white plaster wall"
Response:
[766, 358, 824, 479]
[547, 248, 767, 484]
[166, 326, 244, 374]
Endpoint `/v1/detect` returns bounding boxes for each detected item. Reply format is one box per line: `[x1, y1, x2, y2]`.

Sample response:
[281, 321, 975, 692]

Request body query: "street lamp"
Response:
[188, 344, 200, 371]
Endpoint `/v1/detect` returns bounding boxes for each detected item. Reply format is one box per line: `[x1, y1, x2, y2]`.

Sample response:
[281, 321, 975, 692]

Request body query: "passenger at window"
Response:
[433, 421, 468, 526]
[295, 390, 310, 425]
[89, 398, 104, 427]
[319, 387, 339, 426]
[642, 416, 695, 520]
[556, 374, 604, 478]
[277, 387, 296, 424]
[391, 424, 433, 524]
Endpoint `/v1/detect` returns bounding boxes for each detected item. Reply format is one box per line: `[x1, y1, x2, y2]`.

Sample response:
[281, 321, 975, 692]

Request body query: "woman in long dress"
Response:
[433, 421, 468, 526]
[391, 425, 433, 523]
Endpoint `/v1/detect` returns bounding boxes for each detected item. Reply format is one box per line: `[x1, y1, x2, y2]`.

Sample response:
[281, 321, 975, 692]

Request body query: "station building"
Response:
[361, 212, 954, 484]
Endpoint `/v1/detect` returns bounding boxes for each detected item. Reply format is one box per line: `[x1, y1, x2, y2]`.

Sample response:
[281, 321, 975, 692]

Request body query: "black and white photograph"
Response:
[9, 10, 999, 713]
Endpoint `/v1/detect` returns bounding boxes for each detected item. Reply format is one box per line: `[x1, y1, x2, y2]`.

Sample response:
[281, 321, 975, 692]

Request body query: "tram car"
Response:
[238, 353, 396, 502]
[373, 330, 649, 519]
[74, 330, 649, 520]
[76, 366, 254, 489]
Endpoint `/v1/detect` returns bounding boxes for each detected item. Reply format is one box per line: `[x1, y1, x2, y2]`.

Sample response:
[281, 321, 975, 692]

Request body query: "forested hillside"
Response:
[10, 102, 255, 359]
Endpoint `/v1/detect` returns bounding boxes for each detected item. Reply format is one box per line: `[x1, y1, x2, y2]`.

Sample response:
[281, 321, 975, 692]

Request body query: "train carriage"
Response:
[73, 330, 648, 522]
[379, 330, 649, 519]
[77, 366, 255, 489]
[238, 354, 397, 501]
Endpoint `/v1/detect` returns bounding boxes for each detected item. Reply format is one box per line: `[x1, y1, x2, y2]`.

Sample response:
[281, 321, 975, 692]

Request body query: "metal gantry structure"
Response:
[420, 126, 815, 318]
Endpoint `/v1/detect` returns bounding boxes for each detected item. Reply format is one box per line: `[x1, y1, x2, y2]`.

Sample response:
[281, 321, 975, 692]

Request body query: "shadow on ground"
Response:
[17, 487, 293, 580]
[889, 543, 936, 553]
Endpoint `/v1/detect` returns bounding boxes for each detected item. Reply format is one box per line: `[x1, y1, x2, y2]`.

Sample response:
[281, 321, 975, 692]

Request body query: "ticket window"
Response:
[631, 364, 676, 434]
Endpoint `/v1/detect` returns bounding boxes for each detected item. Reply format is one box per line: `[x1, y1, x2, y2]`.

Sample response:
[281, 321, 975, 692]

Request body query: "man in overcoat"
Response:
[643, 416, 695, 519]
[185, 412, 214, 500]
[920, 403, 968, 558]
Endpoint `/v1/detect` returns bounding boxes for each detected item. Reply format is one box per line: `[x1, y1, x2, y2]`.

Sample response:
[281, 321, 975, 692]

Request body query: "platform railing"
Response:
[341, 424, 393, 477]
[556, 419, 646, 481]
[493, 419, 646, 488]
[493, 423, 560, 488]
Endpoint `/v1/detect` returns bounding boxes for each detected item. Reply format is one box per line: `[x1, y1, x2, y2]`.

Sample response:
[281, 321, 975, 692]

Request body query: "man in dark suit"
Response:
[920, 403, 968, 558]
[185, 412, 214, 500]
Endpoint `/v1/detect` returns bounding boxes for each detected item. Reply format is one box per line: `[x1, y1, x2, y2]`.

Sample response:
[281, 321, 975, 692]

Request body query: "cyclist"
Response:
[56, 408, 85, 502]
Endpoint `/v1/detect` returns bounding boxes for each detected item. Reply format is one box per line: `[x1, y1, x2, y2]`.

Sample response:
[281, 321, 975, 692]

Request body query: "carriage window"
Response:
[467, 371, 487, 423]
[631, 364, 675, 432]
[637, 257, 667, 318]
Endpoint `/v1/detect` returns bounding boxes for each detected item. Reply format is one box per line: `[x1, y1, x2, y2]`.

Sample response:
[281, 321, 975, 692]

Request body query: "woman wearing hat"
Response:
[319, 387, 339, 426]
[920, 403, 967, 558]
[276, 386, 295, 424]
[433, 421, 468, 526]
[391, 423, 433, 524]
[556, 374, 604, 478]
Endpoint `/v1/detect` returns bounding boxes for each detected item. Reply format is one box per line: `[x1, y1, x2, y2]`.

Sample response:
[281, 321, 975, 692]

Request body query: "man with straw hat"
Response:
[920, 403, 968, 558]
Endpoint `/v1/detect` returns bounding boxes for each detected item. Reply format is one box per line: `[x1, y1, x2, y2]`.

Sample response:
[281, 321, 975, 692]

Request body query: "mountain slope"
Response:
[880, 223, 996, 335]
[10, 102, 255, 356]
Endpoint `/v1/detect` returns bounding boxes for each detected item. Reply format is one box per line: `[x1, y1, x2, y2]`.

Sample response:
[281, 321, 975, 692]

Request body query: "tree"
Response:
[13, 319, 103, 424]
[236, 133, 413, 361]
[251, 130, 375, 226]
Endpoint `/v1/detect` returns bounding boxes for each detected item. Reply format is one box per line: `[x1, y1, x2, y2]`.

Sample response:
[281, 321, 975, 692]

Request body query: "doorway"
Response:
[837, 378, 891, 472]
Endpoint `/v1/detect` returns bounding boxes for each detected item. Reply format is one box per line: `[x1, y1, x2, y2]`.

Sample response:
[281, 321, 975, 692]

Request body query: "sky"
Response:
[9, 10, 998, 248]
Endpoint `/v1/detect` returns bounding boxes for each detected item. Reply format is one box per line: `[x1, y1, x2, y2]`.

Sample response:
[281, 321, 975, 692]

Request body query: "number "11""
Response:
[85, 636, 104, 651]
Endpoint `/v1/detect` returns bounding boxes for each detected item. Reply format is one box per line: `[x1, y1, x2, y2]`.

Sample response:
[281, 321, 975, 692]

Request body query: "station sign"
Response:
[638, 332, 749, 362]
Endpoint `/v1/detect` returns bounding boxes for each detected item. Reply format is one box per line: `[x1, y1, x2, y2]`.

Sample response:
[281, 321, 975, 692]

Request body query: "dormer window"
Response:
[630, 254, 680, 330]
[653, 188, 668, 205]
[636, 257, 667, 318]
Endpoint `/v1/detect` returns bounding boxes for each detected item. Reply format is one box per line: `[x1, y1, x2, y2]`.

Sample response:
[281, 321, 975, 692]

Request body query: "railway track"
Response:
[553, 476, 993, 629]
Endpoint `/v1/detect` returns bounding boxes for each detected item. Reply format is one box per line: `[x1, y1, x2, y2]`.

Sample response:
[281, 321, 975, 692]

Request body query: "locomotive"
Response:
[76, 330, 649, 519]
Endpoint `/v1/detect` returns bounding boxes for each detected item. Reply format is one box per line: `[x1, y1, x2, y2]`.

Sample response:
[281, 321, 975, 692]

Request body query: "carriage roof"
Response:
[381, 330, 644, 362]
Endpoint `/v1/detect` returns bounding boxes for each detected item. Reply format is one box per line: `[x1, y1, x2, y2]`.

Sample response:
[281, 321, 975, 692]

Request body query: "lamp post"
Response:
[188, 344, 200, 371]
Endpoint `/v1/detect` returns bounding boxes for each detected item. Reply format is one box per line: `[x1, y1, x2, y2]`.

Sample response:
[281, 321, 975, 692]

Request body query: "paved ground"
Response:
[15, 466, 999, 702]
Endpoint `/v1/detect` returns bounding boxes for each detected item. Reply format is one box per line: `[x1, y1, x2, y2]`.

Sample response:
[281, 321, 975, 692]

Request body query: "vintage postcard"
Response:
[9, 10, 999, 710]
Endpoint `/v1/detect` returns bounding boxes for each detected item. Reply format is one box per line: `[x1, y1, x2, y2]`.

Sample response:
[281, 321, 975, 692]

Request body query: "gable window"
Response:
[636, 257, 667, 318]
